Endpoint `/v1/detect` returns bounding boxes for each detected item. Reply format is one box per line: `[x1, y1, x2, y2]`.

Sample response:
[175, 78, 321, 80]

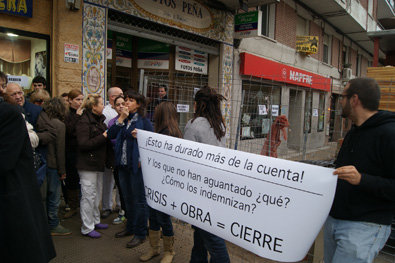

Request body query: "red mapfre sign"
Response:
[240, 52, 331, 91]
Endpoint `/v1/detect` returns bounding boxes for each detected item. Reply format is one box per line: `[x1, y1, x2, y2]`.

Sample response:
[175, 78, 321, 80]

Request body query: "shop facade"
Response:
[231, 52, 331, 155]
[82, 0, 234, 132]
[0, 0, 234, 133]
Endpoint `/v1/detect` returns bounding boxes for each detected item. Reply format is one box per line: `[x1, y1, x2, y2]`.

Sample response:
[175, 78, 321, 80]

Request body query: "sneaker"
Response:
[95, 223, 109, 230]
[51, 225, 72, 236]
[101, 209, 112, 219]
[113, 215, 126, 225]
[85, 230, 101, 238]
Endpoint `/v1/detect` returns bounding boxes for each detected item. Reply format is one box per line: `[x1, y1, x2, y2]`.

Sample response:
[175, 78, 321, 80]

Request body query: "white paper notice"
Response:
[271, 105, 279, 116]
[258, 105, 267, 115]
[176, 104, 190, 113]
[137, 130, 337, 262]
[64, 43, 79, 63]
[313, 109, 319, 117]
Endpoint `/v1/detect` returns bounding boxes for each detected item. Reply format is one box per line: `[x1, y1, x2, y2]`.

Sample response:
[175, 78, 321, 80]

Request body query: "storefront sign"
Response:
[64, 44, 79, 64]
[296, 36, 319, 54]
[176, 104, 190, 113]
[240, 53, 331, 91]
[131, 0, 213, 32]
[7, 75, 30, 89]
[137, 38, 169, 70]
[137, 130, 337, 262]
[107, 31, 132, 68]
[0, 0, 32, 18]
[234, 11, 262, 39]
[175, 46, 208, 75]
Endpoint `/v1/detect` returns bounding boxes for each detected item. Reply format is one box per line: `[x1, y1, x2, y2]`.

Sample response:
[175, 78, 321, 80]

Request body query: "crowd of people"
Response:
[1, 71, 395, 263]
[0, 71, 230, 263]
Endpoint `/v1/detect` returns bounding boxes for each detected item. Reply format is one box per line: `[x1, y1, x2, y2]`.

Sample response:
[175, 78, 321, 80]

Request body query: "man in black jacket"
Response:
[0, 93, 56, 262]
[324, 77, 395, 263]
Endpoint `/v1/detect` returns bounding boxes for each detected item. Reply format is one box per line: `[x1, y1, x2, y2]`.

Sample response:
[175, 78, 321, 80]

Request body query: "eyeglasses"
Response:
[339, 94, 350, 100]
[34, 99, 44, 103]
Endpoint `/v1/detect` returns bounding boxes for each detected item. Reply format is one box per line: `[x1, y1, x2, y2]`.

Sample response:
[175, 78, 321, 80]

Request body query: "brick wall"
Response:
[275, 1, 297, 49]
[52, 1, 83, 96]
[309, 21, 322, 61]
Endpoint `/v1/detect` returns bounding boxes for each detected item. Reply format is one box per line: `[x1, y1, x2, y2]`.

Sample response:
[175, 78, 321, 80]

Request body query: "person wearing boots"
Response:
[138, 102, 180, 263]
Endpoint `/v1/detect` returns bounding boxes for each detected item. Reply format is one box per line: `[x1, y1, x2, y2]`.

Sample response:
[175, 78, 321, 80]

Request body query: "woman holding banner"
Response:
[184, 86, 230, 263]
[139, 101, 181, 263]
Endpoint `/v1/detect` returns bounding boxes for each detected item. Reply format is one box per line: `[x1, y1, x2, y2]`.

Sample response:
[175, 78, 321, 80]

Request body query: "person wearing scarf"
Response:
[108, 89, 153, 249]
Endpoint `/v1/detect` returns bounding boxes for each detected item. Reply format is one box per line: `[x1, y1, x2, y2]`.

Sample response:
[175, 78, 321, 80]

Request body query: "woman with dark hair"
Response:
[42, 97, 72, 236]
[76, 94, 109, 238]
[139, 101, 181, 263]
[63, 89, 84, 218]
[184, 86, 230, 263]
[108, 89, 153, 248]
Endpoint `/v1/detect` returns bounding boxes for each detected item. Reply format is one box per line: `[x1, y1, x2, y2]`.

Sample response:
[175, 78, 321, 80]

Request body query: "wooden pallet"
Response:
[367, 67, 395, 112]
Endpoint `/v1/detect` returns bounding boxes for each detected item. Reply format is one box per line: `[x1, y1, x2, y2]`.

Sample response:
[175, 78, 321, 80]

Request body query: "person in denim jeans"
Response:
[108, 90, 153, 249]
[42, 97, 72, 236]
[324, 78, 395, 263]
[184, 86, 230, 263]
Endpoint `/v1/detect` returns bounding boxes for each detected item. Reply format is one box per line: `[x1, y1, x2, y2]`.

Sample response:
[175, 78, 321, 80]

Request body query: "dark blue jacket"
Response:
[23, 100, 42, 128]
[108, 114, 153, 173]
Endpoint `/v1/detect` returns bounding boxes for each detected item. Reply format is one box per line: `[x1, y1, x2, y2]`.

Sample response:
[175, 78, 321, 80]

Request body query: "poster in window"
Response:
[271, 105, 279, 116]
[258, 105, 267, 115]
[34, 51, 47, 77]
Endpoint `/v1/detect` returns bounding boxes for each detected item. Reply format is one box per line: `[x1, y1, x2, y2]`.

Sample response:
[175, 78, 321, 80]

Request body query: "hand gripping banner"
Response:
[137, 130, 337, 262]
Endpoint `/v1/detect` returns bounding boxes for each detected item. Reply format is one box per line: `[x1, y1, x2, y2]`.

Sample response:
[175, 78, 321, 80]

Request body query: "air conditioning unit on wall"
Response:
[342, 68, 352, 81]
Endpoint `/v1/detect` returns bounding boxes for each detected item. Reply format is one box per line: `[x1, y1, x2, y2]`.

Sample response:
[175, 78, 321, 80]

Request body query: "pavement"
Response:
[51, 208, 312, 263]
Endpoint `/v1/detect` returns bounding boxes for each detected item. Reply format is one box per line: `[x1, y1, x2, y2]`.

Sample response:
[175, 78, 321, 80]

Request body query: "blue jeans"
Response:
[324, 216, 391, 263]
[118, 166, 148, 238]
[190, 227, 230, 263]
[149, 208, 174, 236]
[46, 168, 61, 229]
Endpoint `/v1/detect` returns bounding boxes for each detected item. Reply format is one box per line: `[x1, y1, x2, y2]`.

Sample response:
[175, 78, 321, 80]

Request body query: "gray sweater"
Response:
[183, 117, 225, 147]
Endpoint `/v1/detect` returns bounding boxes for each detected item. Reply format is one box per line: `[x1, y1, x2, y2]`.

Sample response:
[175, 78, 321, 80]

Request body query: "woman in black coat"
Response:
[76, 94, 109, 238]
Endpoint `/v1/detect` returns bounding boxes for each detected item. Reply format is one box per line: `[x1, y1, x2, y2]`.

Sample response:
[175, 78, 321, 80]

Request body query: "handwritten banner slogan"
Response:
[137, 130, 337, 262]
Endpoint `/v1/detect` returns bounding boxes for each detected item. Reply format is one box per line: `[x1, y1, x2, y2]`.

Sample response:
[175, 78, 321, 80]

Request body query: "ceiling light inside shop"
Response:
[6, 33, 18, 37]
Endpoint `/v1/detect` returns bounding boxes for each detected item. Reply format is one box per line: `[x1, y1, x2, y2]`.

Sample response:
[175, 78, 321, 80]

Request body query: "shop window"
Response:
[0, 29, 49, 94]
[317, 93, 325, 132]
[304, 91, 312, 134]
[323, 34, 331, 64]
[260, 4, 275, 39]
[356, 54, 361, 76]
[240, 81, 281, 140]
[296, 16, 309, 36]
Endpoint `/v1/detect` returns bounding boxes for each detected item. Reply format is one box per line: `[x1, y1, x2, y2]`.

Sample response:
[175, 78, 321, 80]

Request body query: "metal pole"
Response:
[234, 90, 245, 150]
[139, 69, 144, 94]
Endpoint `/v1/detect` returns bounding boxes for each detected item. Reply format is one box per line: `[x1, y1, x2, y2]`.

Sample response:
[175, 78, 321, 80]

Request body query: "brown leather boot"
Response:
[160, 235, 175, 263]
[139, 230, 160, 262]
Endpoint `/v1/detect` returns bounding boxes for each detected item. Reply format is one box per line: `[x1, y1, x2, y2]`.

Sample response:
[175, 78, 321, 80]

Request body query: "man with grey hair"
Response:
[102, 86, 124, 222]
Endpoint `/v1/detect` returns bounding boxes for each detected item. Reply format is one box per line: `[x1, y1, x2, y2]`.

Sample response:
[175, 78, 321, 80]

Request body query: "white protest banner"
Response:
[137, 130, 337, 262]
